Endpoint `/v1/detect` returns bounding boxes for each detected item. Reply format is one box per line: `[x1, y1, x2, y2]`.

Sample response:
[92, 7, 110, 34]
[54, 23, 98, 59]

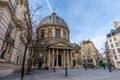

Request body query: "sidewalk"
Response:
[1, 68, 120, 80]
[0, 69, 14, 78]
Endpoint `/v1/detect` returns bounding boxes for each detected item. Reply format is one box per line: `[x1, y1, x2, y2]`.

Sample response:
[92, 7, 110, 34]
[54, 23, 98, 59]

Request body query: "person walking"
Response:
[83, 63, 88, 70]
[103, 64, 105, 69]
[94, 64, 98, 70]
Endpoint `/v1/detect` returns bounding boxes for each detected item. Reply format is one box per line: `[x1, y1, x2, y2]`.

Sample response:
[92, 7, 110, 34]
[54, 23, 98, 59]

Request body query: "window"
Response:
[117, 48, 120, 53]
[5, 25, 13, 39]
[107, 34, 110, 38]
[115, 42, 118, 47]
[55, 29, 60, 38]
[111, 44, 113, 48]
[41, 30, 44, 39]
[118, 28, 120, 32]
[109, 39, 112, 42]
[112, 32, 115, 35]
[114, 37, 116, 41]
[112, 49, 116, 54]
[114, 55, 117, 59]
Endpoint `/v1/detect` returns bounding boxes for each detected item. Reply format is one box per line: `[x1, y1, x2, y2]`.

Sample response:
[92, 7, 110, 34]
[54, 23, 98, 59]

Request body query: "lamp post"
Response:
[65, 50, 68, 76]
[53, 53, 56, 72]
[65, 63, 68, 76]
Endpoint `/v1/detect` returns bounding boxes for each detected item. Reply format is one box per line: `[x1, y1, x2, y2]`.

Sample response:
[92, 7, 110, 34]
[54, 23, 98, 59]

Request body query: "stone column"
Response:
[43, 55, 46, 67]
[52, 49, 55, 68]
[56, 49, 58, 67]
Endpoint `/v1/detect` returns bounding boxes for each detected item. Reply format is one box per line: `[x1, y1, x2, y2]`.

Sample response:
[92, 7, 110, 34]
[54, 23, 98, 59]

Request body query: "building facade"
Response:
[106, 21, 120, 68]
[36, 12, 76, 69]
[80, 40, 100, 67]
[0, 0, 31, 71]
[71, 43, 82, 68]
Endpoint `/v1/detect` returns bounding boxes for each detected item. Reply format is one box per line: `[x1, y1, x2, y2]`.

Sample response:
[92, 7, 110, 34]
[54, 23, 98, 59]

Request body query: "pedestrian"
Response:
[83, 63, 88, 70]
[103, 64, 105, 69]
[94, 64, 98, 70]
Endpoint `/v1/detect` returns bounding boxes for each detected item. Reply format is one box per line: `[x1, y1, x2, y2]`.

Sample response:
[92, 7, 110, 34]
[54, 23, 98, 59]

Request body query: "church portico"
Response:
[46, 47, 72, 69]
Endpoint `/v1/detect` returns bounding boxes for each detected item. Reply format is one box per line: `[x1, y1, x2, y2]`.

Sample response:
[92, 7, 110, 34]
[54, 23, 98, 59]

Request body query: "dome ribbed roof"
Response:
[38, 12, 69, 29]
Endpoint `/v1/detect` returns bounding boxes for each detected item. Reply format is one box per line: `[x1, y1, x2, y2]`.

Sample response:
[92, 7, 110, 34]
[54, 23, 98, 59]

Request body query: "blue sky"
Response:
[29, 0, 120, 53]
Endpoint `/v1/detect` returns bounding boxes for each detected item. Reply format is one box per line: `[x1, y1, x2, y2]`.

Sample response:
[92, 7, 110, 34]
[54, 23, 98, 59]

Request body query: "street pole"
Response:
[53, 62, 56, 72]
[53, 54, 56, 72]
[65, 63, 68, 76]
[65, 50, 68, 76]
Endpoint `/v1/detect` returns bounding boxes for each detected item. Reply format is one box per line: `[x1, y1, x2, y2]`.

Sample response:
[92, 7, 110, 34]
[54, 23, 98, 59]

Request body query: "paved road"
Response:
[0, 68, 120, 80]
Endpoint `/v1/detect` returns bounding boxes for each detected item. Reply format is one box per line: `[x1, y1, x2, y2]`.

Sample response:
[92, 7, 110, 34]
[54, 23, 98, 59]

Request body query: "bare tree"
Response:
[26, 4, 43, 74]
[20, 3, 43, 80]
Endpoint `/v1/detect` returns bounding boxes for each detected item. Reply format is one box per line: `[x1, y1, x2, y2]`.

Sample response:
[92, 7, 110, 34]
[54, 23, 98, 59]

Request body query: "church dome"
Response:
[38, 12, 69, 30]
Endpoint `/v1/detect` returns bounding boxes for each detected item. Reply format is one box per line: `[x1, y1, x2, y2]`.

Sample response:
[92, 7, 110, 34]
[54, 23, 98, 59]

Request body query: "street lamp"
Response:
[65, 50, 68, 76]
[53, 53, 56, 72]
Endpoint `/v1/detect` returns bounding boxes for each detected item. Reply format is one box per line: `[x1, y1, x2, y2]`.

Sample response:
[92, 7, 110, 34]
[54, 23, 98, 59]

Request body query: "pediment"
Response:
[53, 43, 68, 46]
[48, 41, 73, 49]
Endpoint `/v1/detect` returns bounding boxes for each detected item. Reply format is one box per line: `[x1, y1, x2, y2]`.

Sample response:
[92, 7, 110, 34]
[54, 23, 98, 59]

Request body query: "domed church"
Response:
[35, 12, 74, 69]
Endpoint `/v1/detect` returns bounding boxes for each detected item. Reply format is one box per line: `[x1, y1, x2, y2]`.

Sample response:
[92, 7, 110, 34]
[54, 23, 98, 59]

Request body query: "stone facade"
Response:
[0, 0, 31, 71]
[107, 22, 120, 68]
[81, 40, 100, 67]
[36, 12, 79, 69]
[71, 43, 82, 68]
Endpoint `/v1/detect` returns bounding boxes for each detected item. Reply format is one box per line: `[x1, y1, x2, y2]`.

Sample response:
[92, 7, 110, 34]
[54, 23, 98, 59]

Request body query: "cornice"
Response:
[37, 24, 70, 33]
[0, 0, 15, 17]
